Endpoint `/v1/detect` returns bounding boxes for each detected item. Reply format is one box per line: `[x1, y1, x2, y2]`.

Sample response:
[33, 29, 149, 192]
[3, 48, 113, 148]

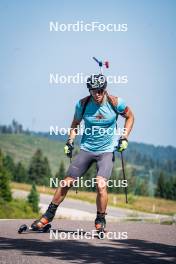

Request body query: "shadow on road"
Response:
[0, 236, 175, 264]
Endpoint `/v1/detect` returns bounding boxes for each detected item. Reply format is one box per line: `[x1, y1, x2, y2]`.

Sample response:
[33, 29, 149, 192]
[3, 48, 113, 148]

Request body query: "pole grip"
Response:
[92, 57, 103, 67]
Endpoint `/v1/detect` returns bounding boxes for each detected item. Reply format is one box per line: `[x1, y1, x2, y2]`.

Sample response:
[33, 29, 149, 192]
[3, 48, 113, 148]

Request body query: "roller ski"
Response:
[18, 202, 58, 234]
[18, 221, 51, 234]
[95, 212, 106, 239]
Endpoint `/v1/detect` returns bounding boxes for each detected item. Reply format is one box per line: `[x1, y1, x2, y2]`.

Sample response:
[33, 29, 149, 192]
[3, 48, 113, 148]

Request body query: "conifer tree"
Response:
[0, 150, 12, 202]
[27, 183, 39, 213]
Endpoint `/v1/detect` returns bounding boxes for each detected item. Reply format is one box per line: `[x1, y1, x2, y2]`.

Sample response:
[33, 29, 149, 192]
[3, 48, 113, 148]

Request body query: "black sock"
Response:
[97, 212, 106, 218]
[44, 202, 58, 221]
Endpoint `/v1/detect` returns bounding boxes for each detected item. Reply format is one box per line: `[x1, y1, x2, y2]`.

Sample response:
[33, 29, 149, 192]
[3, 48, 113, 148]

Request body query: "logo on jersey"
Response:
[95, 114, 105, 120]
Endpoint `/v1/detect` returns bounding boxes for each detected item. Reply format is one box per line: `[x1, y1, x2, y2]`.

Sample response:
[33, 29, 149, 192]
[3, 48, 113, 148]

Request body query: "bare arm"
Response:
[68, 119, 81, 142]
[122, 107, 134, 138]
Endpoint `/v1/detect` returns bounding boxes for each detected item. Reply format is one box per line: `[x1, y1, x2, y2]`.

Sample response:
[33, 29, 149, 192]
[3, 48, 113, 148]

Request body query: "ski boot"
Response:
[95, 212, 106, 239]
[18, 203, 58, 234]
[31, 202, 58, 231]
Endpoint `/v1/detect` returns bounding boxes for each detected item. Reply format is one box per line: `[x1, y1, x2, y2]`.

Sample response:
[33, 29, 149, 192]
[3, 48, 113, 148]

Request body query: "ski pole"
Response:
[120, 152, 128, 204]
[70, 154, 78, 194]
[92, 57, 109, 74]
[93, 57, 103, 74]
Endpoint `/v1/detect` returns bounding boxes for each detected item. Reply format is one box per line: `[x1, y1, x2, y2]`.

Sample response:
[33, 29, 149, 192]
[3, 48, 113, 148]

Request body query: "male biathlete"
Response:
[31, 74, 134, 231]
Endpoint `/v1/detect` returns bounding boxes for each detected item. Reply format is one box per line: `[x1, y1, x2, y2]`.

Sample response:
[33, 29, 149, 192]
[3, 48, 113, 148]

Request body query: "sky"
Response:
[0, 0, 175, 147]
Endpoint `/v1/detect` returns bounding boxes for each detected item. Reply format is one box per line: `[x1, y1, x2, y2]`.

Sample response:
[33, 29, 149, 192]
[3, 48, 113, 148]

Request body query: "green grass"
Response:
[12, 182, 176, 216]
[0, 198, 40, 219]
[2, 133, 176, 216]
[0, 134, 142, 177]
[0, 134, 69, 174]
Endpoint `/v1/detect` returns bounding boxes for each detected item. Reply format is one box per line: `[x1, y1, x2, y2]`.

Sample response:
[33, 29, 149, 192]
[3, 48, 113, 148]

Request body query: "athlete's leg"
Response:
[95, 152, 114, 230]
[96, 176, 108, 213]
[95, 176, 107, 230]
[31, 150, 93, 230]
[52, 176, 74, 205]
[31, 176, 74, 230]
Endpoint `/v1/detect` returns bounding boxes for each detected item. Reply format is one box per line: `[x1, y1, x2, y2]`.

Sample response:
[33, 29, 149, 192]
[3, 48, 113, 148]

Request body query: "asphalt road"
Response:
[0, 219, 176, 264]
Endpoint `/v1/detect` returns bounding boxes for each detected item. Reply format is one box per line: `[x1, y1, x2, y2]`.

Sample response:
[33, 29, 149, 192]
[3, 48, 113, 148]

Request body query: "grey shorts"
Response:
[66, 149, 115, 180]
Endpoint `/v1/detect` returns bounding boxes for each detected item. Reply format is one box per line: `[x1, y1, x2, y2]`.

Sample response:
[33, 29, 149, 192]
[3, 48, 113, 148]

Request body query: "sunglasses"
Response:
[90, 89, 104, 95]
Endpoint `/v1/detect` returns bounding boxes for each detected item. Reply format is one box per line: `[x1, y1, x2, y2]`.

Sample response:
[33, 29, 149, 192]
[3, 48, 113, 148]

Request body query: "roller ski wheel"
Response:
[18, 224, 28, 234]
[96, 227, 106, 239]
[18, 223, 51, 234]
